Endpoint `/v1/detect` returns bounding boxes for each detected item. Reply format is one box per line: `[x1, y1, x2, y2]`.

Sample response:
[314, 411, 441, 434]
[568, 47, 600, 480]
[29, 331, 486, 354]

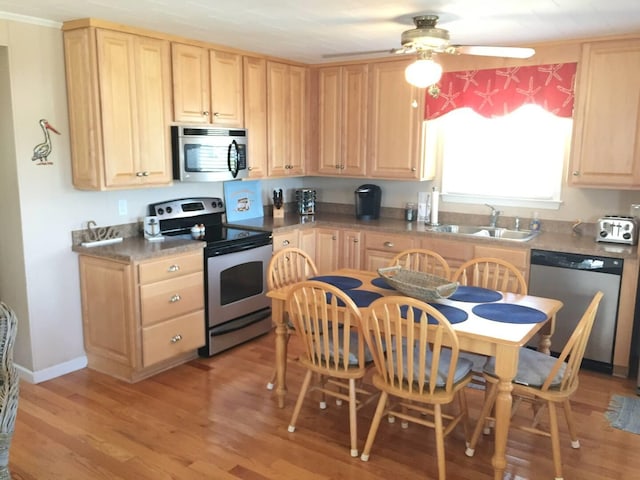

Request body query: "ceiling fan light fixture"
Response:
[405, 54, 443, 88]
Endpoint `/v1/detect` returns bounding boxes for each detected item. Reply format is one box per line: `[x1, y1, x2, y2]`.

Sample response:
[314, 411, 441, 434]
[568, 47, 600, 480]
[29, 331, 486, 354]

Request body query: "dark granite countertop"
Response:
[228, 212, 639, 260]
[71, 236, 205, 262]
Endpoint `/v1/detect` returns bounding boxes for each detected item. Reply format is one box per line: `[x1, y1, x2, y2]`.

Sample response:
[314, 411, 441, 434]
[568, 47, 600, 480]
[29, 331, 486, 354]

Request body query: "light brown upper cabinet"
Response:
[243, 56, 268, 178]
[367, 59, 428, 180]
[315, 65, 368, 176]
[267, 61, 308, 176]
[570, 38, 640, 188]
[63, 26, 173, 190]
[172, 43, 244, 127]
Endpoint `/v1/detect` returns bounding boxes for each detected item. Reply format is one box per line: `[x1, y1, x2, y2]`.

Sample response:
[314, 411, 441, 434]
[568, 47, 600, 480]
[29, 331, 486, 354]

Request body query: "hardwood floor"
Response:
[9, 333, 640, 479]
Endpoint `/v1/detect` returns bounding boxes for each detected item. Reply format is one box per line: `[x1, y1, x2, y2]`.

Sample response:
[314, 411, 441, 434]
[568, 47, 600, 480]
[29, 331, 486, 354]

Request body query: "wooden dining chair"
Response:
[451, 257, 527, 294]
[285, 281, 377, 457]
[359, 295, 473, 480]
[451, 257, 529, 382]
[388, 248, 452, 280]
[465, 291, 603, 480]
[266, 247, 319, 390]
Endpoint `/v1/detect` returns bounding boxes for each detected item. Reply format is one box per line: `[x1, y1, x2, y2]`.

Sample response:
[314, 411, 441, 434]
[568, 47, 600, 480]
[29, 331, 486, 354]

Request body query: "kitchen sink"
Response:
[425, 224, 540, 242]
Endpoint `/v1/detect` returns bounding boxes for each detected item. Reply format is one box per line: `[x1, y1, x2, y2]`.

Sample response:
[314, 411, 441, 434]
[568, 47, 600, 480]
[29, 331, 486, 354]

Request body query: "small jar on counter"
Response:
[405, 202, 416, 222]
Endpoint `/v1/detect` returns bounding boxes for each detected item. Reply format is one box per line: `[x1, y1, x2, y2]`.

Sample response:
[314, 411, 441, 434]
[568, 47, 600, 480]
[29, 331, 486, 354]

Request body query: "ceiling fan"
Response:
[323, 15, 535, 88]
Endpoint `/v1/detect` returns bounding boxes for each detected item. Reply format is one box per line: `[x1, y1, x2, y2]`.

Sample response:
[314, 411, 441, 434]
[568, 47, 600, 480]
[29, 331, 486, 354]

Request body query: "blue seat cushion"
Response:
[458, 351, 490, 373]
[319, 330, 374, 366]
[483, 347, 566, 387]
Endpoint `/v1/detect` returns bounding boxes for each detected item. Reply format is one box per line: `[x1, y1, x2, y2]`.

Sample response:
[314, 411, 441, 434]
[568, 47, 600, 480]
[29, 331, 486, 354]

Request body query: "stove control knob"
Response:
[166, 206, 173, 214]
[599, 230, 608, 238]
[157, 208, 164, 215]
[624, 232, 632, 240]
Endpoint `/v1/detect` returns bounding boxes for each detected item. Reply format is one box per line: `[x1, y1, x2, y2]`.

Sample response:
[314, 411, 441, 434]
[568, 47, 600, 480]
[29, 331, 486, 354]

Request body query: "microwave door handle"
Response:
[228, 140, 239, 178]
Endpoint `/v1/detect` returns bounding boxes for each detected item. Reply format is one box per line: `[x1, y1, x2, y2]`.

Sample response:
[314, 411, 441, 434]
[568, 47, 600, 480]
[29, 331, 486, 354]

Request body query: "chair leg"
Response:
[288, 370, 313, 433]
[466, 381, 499, 457]
[562, 399, 580, 449]
[361, 391, 388, 462]
[547, 401, 564, 480]
[348, 378, 358, 457]
[266, 368, 277, 390]
[434, 403, 446, 480]
[457, 389, 470, 445]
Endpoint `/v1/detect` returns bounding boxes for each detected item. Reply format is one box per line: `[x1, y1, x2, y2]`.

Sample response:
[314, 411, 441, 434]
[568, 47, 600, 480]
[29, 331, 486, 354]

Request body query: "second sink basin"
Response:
[425, 224, 539, 242]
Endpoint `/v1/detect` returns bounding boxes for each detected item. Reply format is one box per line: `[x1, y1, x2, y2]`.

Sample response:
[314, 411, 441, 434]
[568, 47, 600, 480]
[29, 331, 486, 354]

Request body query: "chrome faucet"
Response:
[486, 204, 501, 228]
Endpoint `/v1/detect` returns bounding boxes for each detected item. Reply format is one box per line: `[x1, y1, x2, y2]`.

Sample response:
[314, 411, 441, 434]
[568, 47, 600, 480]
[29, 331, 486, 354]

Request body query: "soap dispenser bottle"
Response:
[530, 212, 541, 231]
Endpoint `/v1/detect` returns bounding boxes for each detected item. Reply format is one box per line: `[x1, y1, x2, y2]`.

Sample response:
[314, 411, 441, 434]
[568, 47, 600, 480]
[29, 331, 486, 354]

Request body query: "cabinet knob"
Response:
[384, 241, 394, 248]
[168, 264, 180, 272]
[143, 171, 150, 177]
[203, 111, 209, 117]
[411, 167, 417, 172]
[169, 294, 181, 303]
[572, 171, 580, 176]
[353, 239, 359, 243]
[136, 172, 144, 177]
[170, 334, 183, 343]
[282, 240, 290, 246]
[213, 112, 220, 117]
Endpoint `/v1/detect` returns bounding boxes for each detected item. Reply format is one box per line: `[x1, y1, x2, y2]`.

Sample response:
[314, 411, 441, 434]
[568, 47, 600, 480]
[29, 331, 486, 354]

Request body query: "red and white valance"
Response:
[424, 63, 577, 120]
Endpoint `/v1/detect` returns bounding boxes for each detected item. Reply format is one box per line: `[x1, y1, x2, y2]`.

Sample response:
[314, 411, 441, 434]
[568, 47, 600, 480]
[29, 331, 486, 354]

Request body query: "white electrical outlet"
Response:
[118, 199, 128, 216]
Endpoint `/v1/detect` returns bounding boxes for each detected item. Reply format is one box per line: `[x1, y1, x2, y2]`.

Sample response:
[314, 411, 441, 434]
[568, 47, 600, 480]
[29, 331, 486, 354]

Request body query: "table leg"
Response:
[491, 345, 518, 480]
[537, 313, 556, 355]
[272, 298, 287, 408]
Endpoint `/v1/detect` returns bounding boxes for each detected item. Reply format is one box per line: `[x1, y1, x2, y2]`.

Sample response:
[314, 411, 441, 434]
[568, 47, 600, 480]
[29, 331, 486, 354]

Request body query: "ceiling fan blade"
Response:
[453, 45, 535, 59]
[322, 49, 395, 59]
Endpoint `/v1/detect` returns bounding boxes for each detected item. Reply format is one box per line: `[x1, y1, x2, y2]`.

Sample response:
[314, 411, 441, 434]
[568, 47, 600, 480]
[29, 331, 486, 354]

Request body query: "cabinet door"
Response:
[97, 30, 172, 187]
[243, 56, 268, 177]
[267, 62, 307, 176]
[298, 228, 316, 260]
[210, 50, 244, 127]
[420, 237, 474, 277]
[340, 229, 362, 270]
[316, 65, 367, 177]
[267, 61, 289, 176]
[570, 39, 640, 187]
[368, 60, 423, 179]
[317, 66, 342, 175]
[79, 256, 136, 368]
[315, 228, 340, 273]
[172, 43, 210, 123]
[134, 35, 173, 185]
[288, 65, 307, 176]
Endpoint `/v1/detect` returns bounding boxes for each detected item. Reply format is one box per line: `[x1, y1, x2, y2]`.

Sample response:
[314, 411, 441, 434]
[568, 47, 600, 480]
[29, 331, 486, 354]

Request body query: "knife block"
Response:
[272, 205, 284, 218]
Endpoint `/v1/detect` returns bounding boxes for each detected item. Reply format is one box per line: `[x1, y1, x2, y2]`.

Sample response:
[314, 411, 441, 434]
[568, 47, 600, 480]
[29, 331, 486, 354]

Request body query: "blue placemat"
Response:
[472, 303, 547, 324]
[449, 286, 503, 303]
[310, 275, 363, 290]
[400, 304, 468, 325]
[371, 277, 395, 290]
[327, 290, 383, 308]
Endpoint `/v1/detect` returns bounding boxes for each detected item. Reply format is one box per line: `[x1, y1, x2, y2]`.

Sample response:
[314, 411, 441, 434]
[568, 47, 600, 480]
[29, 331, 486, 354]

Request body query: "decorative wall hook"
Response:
[32, 118, 60, 165]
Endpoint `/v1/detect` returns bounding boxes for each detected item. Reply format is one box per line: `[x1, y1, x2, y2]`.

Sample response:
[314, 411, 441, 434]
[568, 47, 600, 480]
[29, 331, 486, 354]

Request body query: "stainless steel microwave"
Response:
[171, 125, 249, 182]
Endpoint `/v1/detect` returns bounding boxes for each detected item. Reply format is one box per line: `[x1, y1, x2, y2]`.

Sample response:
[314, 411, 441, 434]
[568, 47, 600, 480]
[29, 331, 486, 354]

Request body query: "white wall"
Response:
[1, 16, 638, 383]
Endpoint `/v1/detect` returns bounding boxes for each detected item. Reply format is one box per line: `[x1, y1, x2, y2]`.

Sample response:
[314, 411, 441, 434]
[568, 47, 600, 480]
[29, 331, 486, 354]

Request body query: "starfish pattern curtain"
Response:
[424, 63, 577, 120]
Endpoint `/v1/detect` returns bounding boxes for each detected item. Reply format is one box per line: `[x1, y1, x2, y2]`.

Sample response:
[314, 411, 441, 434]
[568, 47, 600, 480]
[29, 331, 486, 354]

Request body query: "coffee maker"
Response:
[355, 184, 382, 220]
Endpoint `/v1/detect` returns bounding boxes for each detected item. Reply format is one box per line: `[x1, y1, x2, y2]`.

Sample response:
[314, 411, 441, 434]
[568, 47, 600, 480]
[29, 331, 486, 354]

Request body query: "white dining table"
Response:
[266, 268, 563, 480]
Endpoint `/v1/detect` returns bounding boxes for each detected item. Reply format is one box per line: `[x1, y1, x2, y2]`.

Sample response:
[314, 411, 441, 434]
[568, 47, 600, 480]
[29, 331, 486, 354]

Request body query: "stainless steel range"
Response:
[148, 197, 273, 357]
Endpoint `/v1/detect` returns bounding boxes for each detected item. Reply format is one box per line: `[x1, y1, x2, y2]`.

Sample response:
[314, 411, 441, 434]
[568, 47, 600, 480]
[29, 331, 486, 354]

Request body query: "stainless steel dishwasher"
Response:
[528, 249, 623, 374]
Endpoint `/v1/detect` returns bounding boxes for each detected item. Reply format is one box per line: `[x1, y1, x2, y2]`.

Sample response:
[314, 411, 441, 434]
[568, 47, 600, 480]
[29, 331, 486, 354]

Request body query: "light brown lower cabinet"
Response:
[363, 231, 416, 272]
[78, 249, 205, 382]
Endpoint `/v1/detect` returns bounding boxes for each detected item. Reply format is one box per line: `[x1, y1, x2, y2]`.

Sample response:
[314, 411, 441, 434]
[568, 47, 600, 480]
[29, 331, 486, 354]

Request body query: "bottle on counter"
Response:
[530, 212, 541, 231]
[405, 202, 416, 222]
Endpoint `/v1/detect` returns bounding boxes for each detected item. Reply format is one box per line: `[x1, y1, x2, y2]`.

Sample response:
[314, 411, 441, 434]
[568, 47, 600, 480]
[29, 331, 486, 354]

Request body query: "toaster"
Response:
[596, 216, 638, 245]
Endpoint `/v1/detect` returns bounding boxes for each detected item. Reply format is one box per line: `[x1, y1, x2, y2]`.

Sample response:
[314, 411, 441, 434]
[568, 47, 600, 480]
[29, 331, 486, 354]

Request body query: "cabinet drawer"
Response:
[364, 232, 415, 252]
[142, 310, 205, 366]
[138, 251, 203, 284]
[474, 246, 529, 269]
[140, 272, 204, 325]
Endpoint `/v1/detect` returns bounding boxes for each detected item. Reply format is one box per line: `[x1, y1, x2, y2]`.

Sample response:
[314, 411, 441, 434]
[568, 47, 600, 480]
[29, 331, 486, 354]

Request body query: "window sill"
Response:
[441, 193, 563, 210]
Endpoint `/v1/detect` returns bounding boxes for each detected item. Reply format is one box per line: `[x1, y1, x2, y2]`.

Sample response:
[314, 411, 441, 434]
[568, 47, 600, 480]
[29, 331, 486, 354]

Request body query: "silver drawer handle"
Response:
[282, 240, 290, 246]
[167, 264, 180, 272]
[384, 241, 394, 248]
[169, 294, 181, 303]
[170, 334, 183, 343]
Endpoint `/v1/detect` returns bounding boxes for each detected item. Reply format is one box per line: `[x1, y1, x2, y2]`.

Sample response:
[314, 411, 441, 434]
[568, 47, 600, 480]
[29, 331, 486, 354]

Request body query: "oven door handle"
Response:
[207, 239, 272, 256]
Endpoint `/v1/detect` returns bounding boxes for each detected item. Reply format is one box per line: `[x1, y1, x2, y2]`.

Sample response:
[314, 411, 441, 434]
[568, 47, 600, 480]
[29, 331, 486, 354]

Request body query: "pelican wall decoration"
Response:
[32, 118, 60, 164]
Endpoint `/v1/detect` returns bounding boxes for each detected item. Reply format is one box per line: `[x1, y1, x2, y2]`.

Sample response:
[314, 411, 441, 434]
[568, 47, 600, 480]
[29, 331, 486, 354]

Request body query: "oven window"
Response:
[220, 261, 264, 305]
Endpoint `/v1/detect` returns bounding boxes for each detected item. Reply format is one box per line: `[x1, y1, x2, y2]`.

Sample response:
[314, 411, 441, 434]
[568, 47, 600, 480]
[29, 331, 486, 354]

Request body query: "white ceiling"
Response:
[1, 0, 640, 63]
